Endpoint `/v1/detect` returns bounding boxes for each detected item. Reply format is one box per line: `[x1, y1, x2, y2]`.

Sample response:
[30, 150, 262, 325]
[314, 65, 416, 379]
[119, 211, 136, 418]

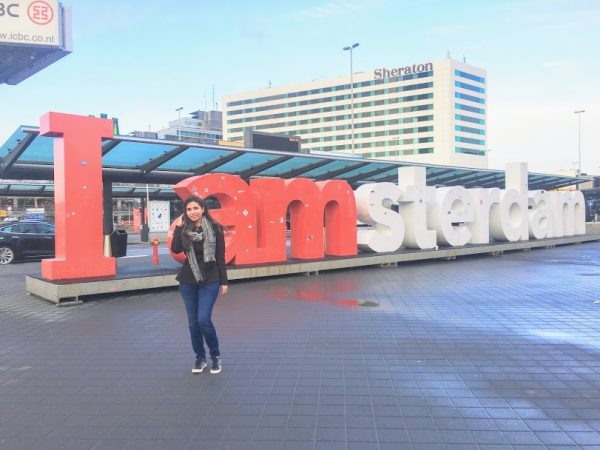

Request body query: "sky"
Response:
[1, 0, 599, 175]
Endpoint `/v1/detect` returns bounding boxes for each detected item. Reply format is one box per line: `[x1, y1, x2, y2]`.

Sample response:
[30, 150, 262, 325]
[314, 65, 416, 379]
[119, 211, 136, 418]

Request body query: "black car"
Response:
[0, 220, 55, 264]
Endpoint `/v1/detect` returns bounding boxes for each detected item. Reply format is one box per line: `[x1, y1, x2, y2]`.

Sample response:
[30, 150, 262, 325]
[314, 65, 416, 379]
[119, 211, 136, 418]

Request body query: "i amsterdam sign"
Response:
[39, 112, 585, 281]
[374, 62, 433, 80]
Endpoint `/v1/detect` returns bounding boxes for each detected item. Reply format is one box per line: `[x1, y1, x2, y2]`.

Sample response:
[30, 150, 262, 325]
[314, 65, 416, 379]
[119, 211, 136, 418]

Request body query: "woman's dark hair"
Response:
[182, 195, 220, 229]
[181, 195, 222, 249]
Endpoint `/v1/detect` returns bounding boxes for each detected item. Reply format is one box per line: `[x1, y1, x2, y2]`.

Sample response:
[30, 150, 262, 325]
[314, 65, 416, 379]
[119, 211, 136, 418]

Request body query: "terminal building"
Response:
[155, 110, 223, 144]
[223, 59, 487, 168]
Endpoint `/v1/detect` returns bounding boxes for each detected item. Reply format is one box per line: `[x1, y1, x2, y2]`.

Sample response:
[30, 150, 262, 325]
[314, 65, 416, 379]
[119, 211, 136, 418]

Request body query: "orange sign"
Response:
[39, 112, 356, 280]
[38, 111, 585, 282]
[168, 174, 357, 265]
[39, 112, 116, 280]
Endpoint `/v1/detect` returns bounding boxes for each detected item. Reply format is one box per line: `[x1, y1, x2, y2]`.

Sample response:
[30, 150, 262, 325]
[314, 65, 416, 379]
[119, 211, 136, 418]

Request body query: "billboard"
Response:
[148, 201, 170, 232]
[0, 1, 72, 84]
[25, 207, 45, 219]
[244, 130, 303, 153]
[0, 0, 62, 47]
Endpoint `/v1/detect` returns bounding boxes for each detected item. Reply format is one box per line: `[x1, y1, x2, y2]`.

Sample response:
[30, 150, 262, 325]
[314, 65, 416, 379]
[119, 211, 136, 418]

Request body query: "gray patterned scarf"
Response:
[183, 216, 216, 283]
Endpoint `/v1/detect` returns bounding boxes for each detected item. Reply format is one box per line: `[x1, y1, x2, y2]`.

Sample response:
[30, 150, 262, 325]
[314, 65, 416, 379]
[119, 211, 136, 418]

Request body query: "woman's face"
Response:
[186, 201, 204, 223]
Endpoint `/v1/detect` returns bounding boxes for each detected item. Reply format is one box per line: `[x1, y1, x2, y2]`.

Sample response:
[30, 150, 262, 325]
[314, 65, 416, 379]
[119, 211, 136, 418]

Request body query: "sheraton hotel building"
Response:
[223, 59, 488, 169]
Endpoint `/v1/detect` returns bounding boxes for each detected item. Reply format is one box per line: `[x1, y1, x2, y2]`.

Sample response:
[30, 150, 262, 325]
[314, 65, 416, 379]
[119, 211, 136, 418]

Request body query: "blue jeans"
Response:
[179, 282, 220, 360]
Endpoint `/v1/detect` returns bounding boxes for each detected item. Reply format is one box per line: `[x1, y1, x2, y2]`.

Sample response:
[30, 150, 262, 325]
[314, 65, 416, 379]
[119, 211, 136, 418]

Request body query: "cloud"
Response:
[541, 60, 572, 69]
[487, 102, 600, 174]
[499, 1, 600, 32]
[238, 16, 271, 41]
[425, 24, 466, 36]
[290, 0, 372, 21]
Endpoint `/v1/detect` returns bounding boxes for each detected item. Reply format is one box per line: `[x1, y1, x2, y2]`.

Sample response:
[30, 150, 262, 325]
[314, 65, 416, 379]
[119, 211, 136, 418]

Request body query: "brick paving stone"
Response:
[0, 242, 599, 449]
[535, 430, 578, 445]
[513, 446, 549, 450]
[282, 442, 313, 450]
[153, 440, 189, 450]
[567, 431, 600, 445]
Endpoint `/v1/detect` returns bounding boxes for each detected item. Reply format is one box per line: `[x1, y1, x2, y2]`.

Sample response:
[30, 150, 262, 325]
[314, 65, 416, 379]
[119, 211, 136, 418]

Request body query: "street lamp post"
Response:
[574, 110, 585, 176]
[176, 106, 184, 141]
[343, 43, 359, 155]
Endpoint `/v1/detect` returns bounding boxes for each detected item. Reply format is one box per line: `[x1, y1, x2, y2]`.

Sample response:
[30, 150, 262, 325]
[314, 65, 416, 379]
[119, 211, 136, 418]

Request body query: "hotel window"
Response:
[455, 147, 485, 156]
[455, 125, 485, 135]
[455, 93, 485, 104]
[454, 70, 485, 83]
[455, 114, 485, 124]
[455, 136, 485, 145]
[455, 103, 484, 114]
[455, 81, 485, 93]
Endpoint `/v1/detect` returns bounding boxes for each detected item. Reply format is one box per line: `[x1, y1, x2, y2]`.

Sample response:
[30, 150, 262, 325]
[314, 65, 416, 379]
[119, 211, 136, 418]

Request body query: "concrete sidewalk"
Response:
[1, 242, 599, 449]
[125, 232, 168, 245]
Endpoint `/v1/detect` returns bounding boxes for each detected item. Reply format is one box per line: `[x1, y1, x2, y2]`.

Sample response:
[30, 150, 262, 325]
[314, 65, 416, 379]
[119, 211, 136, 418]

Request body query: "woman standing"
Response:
[171, 195, 228, 374]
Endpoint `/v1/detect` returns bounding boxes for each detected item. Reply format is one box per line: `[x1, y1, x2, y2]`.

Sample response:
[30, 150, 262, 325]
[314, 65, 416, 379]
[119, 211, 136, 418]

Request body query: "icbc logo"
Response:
[0, 3, 20, 17]
[27, 0, 53, 25]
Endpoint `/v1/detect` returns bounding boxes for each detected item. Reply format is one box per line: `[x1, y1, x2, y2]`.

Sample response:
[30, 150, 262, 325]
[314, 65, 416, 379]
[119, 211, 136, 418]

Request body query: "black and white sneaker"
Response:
[210, 356, 221, 374]
[192, 358, 207, 374]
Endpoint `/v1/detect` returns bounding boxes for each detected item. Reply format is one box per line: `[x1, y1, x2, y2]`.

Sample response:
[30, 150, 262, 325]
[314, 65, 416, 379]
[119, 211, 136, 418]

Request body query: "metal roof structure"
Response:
[0, 125, 587, 193]
[0, 181, 175, 200]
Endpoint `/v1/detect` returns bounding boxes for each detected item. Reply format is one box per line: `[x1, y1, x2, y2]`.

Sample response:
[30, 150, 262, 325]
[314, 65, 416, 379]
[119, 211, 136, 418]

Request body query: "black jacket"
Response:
[171, 224, 228, 286]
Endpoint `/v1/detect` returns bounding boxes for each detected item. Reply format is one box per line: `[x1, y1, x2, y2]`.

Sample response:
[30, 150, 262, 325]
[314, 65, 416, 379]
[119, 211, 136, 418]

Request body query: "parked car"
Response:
[0, 220, 55, 264]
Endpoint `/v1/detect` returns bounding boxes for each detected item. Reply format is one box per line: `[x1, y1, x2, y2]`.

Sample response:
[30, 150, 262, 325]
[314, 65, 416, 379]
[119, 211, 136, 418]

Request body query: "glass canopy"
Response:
[0, 126, 586, 193]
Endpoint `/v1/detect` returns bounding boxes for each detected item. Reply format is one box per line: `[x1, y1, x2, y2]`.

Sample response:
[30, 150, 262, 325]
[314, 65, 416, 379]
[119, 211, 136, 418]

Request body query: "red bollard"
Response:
[151, 237, 160, 265]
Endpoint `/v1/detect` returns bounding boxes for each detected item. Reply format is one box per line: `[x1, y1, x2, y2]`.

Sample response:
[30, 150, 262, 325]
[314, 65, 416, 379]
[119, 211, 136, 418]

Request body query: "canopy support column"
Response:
[102, 179, 114, 235]
[140, 197, 149, 243]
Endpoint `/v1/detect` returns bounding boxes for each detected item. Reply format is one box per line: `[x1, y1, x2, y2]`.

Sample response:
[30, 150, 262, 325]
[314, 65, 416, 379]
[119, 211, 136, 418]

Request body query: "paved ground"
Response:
[1, 242, 599, 450]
